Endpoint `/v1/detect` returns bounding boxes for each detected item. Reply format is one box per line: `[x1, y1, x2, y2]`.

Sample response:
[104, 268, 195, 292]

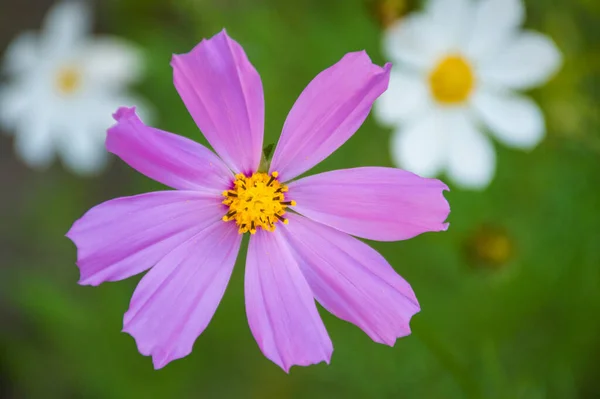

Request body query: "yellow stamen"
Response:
[222, 171, 295, 234]
[429, 54, 474, 104]
[55, 66, 82, 95]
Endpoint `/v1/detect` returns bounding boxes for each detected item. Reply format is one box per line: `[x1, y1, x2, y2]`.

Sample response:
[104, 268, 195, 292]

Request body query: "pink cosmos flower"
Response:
[67, 30, 450, 372]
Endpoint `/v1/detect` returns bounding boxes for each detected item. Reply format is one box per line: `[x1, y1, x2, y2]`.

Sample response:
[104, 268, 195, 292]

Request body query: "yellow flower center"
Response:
[466, 225, 513, 269]
[479, 233, 511, 265]
[429, 55, 474, 104]
[55, 66, 82, 95]
[222, 171, 295, 234]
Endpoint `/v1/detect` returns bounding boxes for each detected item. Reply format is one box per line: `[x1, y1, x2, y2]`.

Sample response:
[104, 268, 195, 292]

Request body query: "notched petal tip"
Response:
[390, 289, 422, 345]
[283, 352, 333, 374]
[171, 29, 233, 61]
[281, 213, 422, 347]
[439, 200, 451, 232]
[379, 62, 393, 92]
[279, 343, 333, 373]
[77, 274, 100, 287]
[257, 335, 333, 373]
[65, 222, 98, 287]
[171, 29, 265, 174]
[379, 304, 421, 348]
[406, 304, 421, 330]
[64, 225, 75, 240]
[289, 168, 450, 241]
[152, 356, 170, 370]
[121, 326, 169, 370]
[270, 51, 392, 180]
[416, 175, 451, 230]
[121, 323, 177, 370]
[343, 50, 392, 76]
[112, 106, 137, 122]
[380, 63, 393, 89]
[106, 107, 144, 152]
[441, 181, 451, 193]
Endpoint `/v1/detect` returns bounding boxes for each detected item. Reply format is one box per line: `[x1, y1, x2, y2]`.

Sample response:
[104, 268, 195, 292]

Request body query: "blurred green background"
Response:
[1, 0, 599, 398]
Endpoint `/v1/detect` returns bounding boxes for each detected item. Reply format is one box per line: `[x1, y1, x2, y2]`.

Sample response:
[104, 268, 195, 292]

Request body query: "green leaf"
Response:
[262, 143, 275, 160]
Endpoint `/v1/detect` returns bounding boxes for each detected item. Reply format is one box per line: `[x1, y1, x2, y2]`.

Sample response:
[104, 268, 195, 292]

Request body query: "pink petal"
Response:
[66, 190, 224, 286]
[123, 221, 241, 369]
[288, 167, 450, 242]
[107, 107, 232, 192]
[281, 214, 420, 345]
[172, 30, 264, 174]
[269, 52, 391, 181]
[245, 229, 332, 372]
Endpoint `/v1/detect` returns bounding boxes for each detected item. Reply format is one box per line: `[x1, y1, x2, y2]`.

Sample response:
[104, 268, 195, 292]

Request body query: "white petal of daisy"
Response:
[2, 32, 39, 75]
[13, 108, 55, 168]
[83, 38, 144, 89]
[383, 15, 447, 70]
[374, 69, 431, 126]
[0, 83, 32, 133]
[426, 0, 472, 48]
[472, 88, 544, 149]
[1, 1, 147, 176]
[43, 1, 91, 53]
[447, 111, 496, 190]
[56, 94, 148, 175]
[390, 109, 448, 177]
[58, 123, 108, 175]
[466, 0, 525, 62]
[478, 31, 562, 90]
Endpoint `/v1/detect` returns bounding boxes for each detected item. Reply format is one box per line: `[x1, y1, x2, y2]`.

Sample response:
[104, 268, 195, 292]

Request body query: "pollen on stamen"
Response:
[221, 171, 295, 234]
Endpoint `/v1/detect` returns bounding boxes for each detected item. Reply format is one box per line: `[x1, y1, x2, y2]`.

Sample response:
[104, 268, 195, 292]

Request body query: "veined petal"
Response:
[473, 89, 545, 149]
[172, 30, 264, 174]
[447, 112, 496, 190]
[281, 214, 420, 346]
[245, 229, 332, 372]
[466, 0, 525, 62]
[42, 1, 90, 53]
[478, 32, 562, 90]
[107, 107, 232, 192]
[123, 221, 241, 369]
[66, 190, 224, 286]
[374, 69, 431, 127]
[270, 51, 391, 181]
[288, 167, 449, 242]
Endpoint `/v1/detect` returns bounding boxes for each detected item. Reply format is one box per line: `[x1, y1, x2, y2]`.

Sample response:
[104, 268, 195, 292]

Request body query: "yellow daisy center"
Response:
[55, 66, 82, 95]
[478, 232, 511, 265]
[429, 55, 474, 104]
[222, 171, 295, 234]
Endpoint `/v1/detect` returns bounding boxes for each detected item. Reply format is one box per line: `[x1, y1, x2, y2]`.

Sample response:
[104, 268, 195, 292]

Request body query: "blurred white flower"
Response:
[0, 1, 145, 175]
[375, 0, 562, 189]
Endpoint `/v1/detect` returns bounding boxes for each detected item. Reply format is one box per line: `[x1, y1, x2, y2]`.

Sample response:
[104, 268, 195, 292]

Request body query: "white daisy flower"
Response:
[375, 0, 562, 189]
[0, 1, 145, 175]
